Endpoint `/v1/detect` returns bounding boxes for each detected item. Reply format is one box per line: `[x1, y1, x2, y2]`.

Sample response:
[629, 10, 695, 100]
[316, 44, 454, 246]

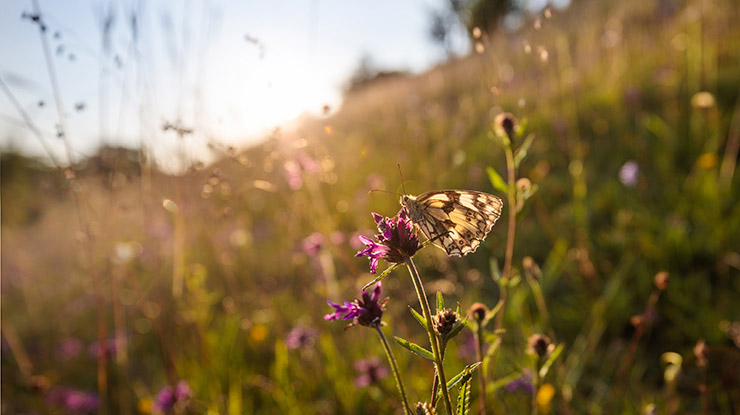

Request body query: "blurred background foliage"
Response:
[2, 0, 740, 413]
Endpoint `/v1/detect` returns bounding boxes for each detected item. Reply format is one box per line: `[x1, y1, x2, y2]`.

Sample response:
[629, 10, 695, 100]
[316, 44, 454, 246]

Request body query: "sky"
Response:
[0, 0, 472, 170]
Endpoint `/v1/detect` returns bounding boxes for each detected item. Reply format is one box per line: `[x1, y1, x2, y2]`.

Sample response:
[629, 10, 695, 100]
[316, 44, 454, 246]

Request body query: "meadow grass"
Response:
[2, 0, 740, 413]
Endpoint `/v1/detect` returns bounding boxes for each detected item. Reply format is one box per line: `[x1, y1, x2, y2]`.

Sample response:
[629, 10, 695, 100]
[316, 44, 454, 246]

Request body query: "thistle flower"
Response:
[527, 334, 554, 359]
[301, 232, 325, 256]
[153, 381, 191, 414]
[285, 325, 319, 350]
[324, 283, 388, 329]
[46, 387, 99, 413]
[355, 208, 420, 273]
[354, 357, 390, 387]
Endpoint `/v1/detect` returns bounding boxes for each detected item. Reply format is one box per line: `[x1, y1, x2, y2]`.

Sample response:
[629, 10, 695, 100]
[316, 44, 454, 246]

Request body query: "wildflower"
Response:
[89, 338, 117, 359]
[324, 283, 388, 329]
[284, 325, 319, 350]
[153, 381, 191, 414]
[416, 401, 437, 415]
[619, 160, 639, 187]
[47, 387, 100, 413]
[433, 309, 460, 338]
[56, 337, 83, 361]
[654, 271, 669, 290]
[354, 357, 389, 387]
[469, 302, 488, 323]
[504, 369, 534, 394]
[355, 208, 419, 273]
[527, 334, 554, 359]
[494, 112, 519, 139]
[301, 232, 325, 256]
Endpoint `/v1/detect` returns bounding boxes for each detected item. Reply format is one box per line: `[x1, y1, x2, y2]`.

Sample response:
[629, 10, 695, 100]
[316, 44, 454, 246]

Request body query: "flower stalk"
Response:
[375, 325, 412, 415]
[405, 258, 453, 415]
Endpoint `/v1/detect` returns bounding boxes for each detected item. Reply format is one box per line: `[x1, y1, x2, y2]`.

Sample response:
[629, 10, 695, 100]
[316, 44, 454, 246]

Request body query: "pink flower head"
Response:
[324, 283, 388, 329]
[355, 207, 419, 273]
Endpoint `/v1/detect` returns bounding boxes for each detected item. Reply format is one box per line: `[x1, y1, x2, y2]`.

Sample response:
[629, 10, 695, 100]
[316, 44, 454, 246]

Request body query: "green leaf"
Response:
[362, 263, 400, 291]
[539, 343, 564, 378]
[408, 306, 428, 330]
[486, 166, 509, 194]
[514, 133, 535, 167]
[394, 336, 434, 361]
[437, 291, 444, 312]
[489, 257, 502, 282]
[456, 371, 473, 415]
[440, 362, 481, 394]
[446, 318, 468, 340]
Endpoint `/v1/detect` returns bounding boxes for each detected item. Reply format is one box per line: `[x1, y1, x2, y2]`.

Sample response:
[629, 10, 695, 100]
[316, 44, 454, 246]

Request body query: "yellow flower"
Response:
[250, 323, 268, 343]
[138, 397, 153, 414]
[537, 383, 556, 412]
[697, 153, 717, 169]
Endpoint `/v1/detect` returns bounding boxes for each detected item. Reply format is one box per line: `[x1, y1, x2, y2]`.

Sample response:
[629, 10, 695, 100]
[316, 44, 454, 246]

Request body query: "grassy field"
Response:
[2, 0, 740, 414]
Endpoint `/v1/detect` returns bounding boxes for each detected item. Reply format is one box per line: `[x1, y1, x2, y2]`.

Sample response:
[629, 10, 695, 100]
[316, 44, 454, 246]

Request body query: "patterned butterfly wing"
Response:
[404, 190, 503, 257]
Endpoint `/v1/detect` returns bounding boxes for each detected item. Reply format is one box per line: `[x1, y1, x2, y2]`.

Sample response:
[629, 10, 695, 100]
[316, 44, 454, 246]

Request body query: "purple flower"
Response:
[89, 338, 117, 359]
[301, 232, 325, 256]
[324, 283, 388, 329]
[285, 325, 319, 350]
[354, 357, 389, 387]
[154, 381, 191, 414]
[355, 208, 420, 273]
[56, 337, 83, 361]
[46, 387, 99, 413]
[619, 160, 639, 187]
[504, 369, 534, 394]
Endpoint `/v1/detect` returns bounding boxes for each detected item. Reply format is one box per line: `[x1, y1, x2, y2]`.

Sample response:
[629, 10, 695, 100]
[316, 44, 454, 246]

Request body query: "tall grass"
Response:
[2, 0, 740, 413]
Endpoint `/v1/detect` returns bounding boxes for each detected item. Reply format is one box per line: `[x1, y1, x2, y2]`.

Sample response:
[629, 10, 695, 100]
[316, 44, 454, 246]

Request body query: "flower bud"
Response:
[433, 309, 460, 337]
[469, 302, 488, 323]
[527, 334, 554, 359]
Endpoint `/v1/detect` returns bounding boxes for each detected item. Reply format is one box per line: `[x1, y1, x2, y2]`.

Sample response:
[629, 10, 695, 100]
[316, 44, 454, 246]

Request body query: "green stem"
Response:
[405, 257, 453, 415]
[375, 325, 412, 415]
[532, 360, 541, 415]
[475, 324, 488, 415]
[488, 143, 518, 414]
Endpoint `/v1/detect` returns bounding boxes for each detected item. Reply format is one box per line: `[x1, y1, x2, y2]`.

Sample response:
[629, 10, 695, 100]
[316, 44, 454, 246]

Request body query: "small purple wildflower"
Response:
[153, 381, 191, 414]
[46, 387, 100, 413]
[324, 283, 388, 329]
[285, 325, 319, 350]
[619, 160, 639, 187]
[354, 357, 389, 388]
[89, 338, 117, 359]
[301, 232, 325, 256]
[355, 207, 420, 273]
[56, 337, 83, 361]
[504, 369, 534, 394]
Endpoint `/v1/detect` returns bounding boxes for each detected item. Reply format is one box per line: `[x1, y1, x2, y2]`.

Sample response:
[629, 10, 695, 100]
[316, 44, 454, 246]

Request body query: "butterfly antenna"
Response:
[397, 164, 408, 195]
[369, 189, 402, 197]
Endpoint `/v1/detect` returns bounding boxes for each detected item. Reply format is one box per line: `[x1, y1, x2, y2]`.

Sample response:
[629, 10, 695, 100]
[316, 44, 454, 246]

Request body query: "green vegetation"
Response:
[2, 0, 740, 414]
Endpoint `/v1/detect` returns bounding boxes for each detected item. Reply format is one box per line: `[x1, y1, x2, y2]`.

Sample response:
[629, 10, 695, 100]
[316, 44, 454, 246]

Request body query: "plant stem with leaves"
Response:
[405, 257, 454, 415]
[375, 325, 412, 415]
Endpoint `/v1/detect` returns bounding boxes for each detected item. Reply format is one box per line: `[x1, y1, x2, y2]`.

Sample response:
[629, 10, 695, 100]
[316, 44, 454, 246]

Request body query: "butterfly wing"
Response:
[412, 190, 503, 257]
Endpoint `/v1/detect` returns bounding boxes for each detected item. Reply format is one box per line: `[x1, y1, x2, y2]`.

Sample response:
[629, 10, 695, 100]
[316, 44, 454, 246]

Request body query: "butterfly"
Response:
[401, 190, 503, 257]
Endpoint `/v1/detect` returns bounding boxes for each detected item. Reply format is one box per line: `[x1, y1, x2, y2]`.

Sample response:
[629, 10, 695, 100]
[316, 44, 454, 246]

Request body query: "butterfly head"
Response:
[400, 194, 423, 222]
